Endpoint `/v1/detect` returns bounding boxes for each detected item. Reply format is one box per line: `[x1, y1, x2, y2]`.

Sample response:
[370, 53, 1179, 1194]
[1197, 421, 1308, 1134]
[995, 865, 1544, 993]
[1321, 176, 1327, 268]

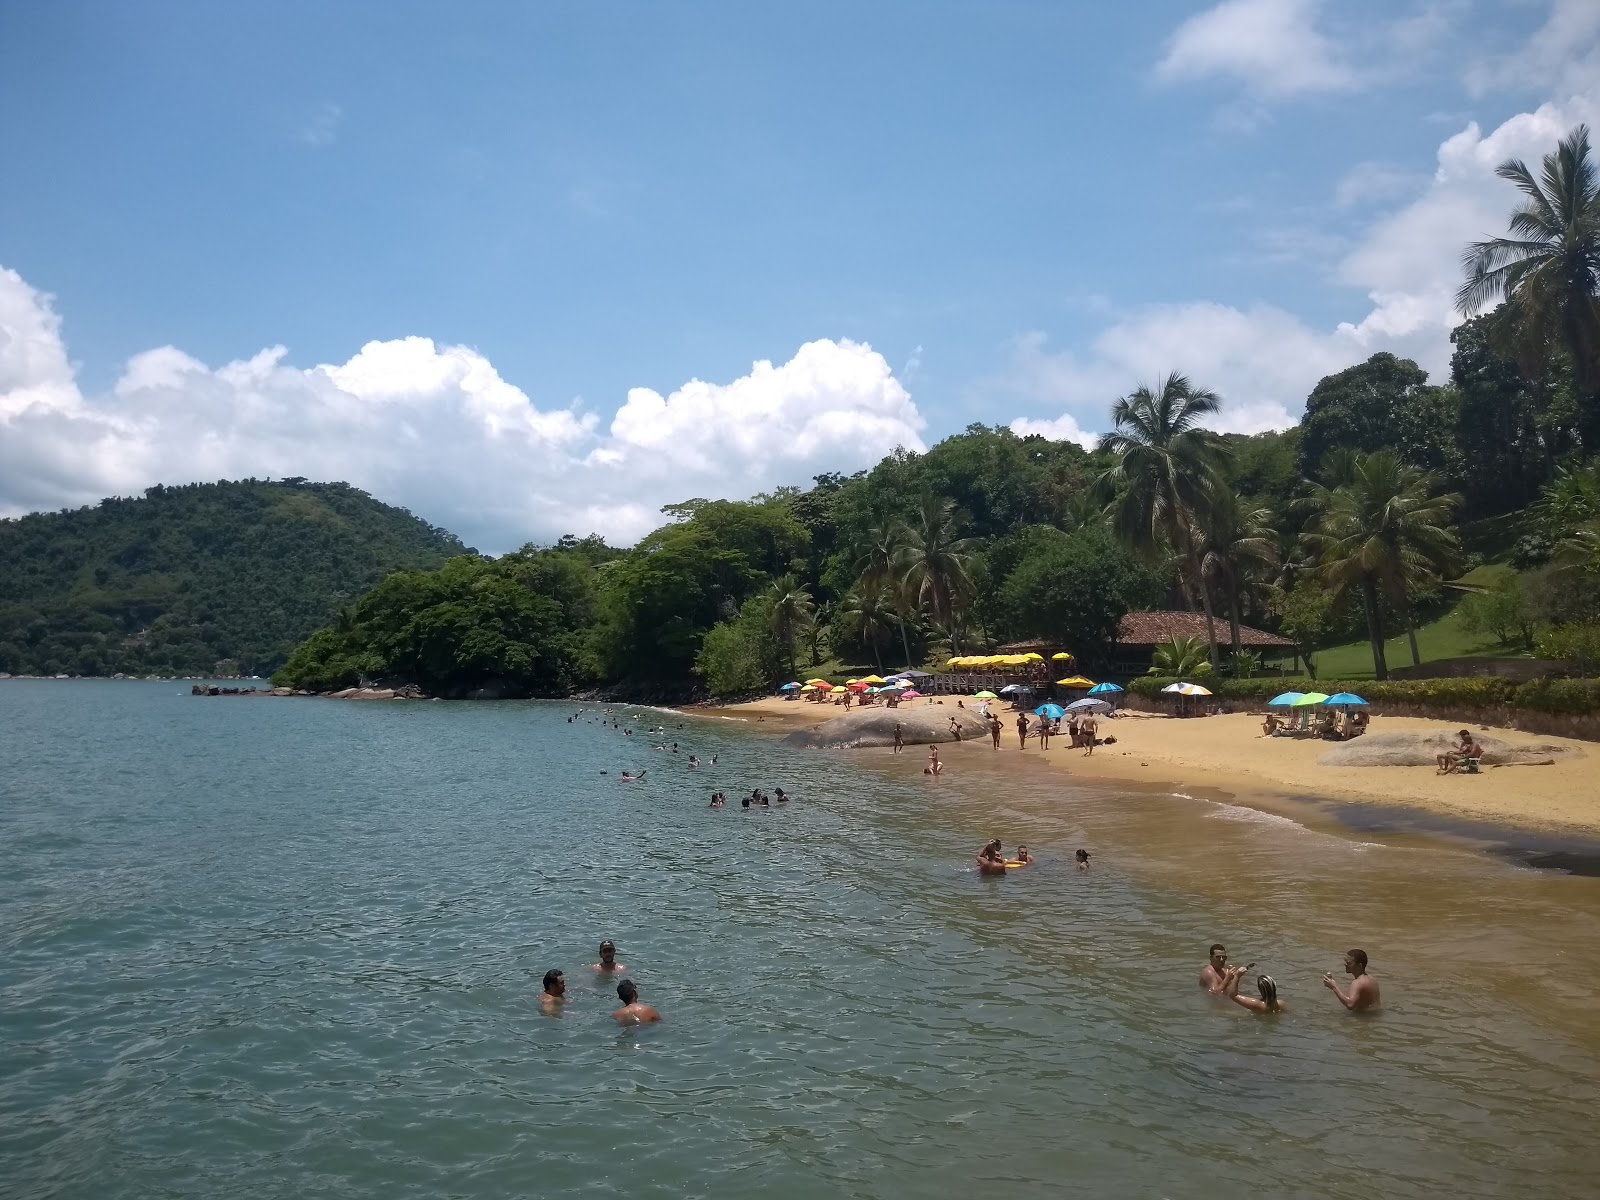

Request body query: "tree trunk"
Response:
[1361, 576, 1388, 681]
[1192, 551, 1220, 665]
[1228, 585, 1243, 660]
[898, 618, 914, 671]
[1399, 590, 1421, 667]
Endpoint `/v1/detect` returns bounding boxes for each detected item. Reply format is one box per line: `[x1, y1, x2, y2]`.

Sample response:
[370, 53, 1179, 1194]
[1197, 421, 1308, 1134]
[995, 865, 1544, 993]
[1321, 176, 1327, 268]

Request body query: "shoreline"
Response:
[696, 693, 1600, 848]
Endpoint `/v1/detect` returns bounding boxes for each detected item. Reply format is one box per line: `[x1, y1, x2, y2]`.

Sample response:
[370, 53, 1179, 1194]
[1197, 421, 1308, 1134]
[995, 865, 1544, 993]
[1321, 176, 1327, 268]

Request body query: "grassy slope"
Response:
[1274, 565, 1529, 681]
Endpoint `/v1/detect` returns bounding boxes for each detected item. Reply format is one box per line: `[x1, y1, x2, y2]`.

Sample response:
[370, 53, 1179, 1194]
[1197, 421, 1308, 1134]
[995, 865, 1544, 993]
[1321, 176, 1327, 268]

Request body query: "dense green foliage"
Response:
[1129, 673, 1600, 716]
[0, 480, 468, 677]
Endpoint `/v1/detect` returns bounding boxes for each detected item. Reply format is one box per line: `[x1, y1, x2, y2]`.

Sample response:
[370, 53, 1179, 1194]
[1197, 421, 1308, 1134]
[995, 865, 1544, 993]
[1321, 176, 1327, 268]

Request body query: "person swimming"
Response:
[612, 979, 661, 1024]
[619, 770, 646, 782]
[591, 941, 626, 973]
[709, 792, 725, 808]
[1014, 845, 1035, 864]
[1225, 972, 1287, 1015]
[976, 839, 1008, 875]
[1075, 848, 1091, 871]
[774, 788, 789, 802]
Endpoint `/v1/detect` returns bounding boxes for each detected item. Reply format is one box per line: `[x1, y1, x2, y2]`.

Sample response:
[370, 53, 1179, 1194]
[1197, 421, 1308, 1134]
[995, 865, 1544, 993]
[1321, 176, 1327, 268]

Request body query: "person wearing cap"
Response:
[591, 941, 627, 973]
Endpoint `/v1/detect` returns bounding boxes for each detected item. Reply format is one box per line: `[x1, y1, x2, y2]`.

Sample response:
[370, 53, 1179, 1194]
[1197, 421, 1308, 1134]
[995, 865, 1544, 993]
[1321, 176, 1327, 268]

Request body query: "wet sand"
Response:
[712, 695, 1600, 839]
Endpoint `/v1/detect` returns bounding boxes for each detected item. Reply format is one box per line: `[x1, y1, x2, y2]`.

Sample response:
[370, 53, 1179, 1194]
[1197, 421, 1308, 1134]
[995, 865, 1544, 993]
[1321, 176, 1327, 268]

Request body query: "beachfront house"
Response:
[1110, 611, 1296, 675]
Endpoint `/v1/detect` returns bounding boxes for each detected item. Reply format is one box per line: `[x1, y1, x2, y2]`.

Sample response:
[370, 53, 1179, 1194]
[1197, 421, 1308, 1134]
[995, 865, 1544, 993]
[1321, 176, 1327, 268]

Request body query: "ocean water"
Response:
[3, 682, 1600, 1199]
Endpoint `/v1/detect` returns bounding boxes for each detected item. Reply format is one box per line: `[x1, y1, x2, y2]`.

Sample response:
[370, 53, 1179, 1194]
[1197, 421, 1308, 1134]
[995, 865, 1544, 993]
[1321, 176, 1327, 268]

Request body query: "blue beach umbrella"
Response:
[779, 682, 801, 690]
[1267, 691, 1304, 707]
[1086, 682, 1124, 695]
[1034, 703, 1066, 719]
[1323, 692, 1369, 707]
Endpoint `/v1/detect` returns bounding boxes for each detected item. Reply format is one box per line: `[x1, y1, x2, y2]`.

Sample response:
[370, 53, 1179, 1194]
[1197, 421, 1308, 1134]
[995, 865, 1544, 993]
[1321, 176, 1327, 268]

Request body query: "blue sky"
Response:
[2, 0, 1597, 550]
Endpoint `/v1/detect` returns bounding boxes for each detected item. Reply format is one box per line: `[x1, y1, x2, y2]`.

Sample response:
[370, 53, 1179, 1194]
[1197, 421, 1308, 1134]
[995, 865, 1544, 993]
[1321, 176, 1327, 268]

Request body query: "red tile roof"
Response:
[1117, 611, 1294, 649]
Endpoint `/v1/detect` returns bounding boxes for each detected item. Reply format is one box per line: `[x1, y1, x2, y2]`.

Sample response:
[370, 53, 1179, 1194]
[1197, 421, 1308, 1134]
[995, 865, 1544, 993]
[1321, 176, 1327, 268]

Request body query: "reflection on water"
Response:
[2, 683, 1599, 1199]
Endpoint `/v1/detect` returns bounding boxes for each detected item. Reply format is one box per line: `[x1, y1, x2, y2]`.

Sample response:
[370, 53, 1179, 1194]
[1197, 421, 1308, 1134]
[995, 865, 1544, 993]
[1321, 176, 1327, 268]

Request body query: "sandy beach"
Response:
[711, 694, 1600, 838]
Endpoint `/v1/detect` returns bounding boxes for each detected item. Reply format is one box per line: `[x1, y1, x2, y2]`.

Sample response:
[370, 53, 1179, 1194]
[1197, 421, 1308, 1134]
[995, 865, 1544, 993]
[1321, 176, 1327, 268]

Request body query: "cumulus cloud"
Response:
[1154, 0, 1353, 98]
[1008, 47, 1600, 447]
[0, 267, 925, 552]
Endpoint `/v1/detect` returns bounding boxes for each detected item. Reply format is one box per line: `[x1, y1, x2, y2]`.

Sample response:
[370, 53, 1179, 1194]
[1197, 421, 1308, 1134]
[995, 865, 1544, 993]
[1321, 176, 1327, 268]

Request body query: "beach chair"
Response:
[1461, 752, 1484, 774]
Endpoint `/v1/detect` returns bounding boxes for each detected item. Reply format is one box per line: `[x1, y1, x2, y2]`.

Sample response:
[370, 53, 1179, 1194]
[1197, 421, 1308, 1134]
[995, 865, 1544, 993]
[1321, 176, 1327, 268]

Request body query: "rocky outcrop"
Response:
[782, 705, 995, 749]
[1318, 730, 1583, 768]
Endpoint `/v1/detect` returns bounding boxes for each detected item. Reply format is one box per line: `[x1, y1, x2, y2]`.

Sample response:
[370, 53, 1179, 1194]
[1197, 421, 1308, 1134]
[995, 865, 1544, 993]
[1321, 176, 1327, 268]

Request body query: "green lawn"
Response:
[1269, 565, 1530, 681]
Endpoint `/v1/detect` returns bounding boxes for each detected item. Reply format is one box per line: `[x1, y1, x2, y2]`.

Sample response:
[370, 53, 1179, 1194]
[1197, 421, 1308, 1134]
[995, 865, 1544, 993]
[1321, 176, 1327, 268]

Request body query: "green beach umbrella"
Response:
[1292, 692, 1330, 706]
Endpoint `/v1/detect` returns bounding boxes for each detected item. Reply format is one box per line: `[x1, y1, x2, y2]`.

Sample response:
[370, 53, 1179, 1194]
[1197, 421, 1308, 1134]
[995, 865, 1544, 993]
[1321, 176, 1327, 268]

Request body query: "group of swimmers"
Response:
[1198, 942, 1380, 1016]
[538, 940, 662, 1025]
[708, 788, 791, 808]
[974, 840, 1091, 874]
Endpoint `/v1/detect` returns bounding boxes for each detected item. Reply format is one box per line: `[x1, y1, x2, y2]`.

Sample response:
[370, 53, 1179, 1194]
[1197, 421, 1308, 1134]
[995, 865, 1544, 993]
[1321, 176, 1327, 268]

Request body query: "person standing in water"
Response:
[1324, 949, 1381, 1011]
[893, 722, 904, 754]
[989, 714, 1002, 748]
[539, 969, 566, 1014]
[1075, 848, 1091, 871]
[926, 745, 943, 776]
[591, 941, 626, 973]
[1199, 944, 1232, 993]
[613, 979, 661, 1024]
[1015, 713, 1029, 749]
[976, 839, 1008, 875]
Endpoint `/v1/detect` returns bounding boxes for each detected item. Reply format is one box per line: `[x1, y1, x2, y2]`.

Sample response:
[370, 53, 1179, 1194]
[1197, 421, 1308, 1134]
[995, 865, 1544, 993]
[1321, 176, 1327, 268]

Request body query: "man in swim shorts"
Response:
[989, 715, 1002, 748]
[613, 979, 661, 1024]
[893, 722, 904, 753]
[592, 941, 626, 973]
[1016, 713, 1028, 749]
[1323, 948, 1381, 1011]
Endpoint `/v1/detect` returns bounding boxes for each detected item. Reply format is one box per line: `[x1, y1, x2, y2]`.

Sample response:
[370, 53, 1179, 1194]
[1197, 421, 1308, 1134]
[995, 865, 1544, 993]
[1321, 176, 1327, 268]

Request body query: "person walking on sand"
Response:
[612, 979, 661, 1024]
[1323, 949, 1380, 1011]
[1015, 713, 1029, 749]
[893, 721, 904, 754]
[1036, 717, 1051, 750]
[989, 714, 1002, 748]
[1080, 713, 1098, 755]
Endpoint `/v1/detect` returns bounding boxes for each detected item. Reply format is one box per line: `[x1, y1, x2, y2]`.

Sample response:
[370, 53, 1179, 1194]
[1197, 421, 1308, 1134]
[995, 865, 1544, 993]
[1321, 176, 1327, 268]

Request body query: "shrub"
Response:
[1514, 677, 1600, 715]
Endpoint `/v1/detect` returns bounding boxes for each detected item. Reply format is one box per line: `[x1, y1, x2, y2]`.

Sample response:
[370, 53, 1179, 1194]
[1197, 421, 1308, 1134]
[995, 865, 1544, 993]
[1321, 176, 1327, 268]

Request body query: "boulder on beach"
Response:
[1317, 729, 1581, 768]
[782, 706, 995, 749]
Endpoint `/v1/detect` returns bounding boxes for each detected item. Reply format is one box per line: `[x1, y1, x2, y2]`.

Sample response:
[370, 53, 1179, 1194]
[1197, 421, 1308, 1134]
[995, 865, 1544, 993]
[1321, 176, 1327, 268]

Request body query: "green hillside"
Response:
[0, 480, 471, 677]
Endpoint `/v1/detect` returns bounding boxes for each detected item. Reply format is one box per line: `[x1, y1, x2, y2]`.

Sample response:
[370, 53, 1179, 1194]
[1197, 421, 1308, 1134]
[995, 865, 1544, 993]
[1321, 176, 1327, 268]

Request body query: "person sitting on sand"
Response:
[1014, 845, 1035, 864]
[1262, 714, 1280, 737]
[1436, 730, 1477, 774]
[612, 979, 661, 1024]
[591, 941, 626, 973]
[1323, 949, 1380, 1011]
[1075, 848, 1091, 871]
[1225, 972, 1287, 1015]
[976, 839, 1008, 875]
[539, 969, 566, 1014]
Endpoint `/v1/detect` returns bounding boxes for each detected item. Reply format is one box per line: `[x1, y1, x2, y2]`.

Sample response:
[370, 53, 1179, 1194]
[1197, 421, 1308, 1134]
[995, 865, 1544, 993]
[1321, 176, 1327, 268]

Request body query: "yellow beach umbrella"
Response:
[1056, 676, 1095, 688]
[1022, 652, 1044, 663]
[1051, 651, 1074, 662]
[830, 685, 847, 694]
[946, 656, 963, 666]
[805, 678, 830, 686]
[859, 674, 887, 684]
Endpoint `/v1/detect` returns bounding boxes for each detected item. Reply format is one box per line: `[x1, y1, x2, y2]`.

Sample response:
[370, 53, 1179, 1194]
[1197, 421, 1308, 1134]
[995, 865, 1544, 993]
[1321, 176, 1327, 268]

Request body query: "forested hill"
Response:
[0, 480, 471, 677]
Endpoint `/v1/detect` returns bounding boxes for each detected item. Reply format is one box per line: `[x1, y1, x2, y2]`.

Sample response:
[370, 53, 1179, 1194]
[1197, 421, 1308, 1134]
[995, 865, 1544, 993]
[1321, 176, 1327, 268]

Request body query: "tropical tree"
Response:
[854, 519, 918, 667]
[1146, 635, 1213, 678]
[1098, 373, 1232, 661]
[834, 584, 896, 668]
[893, 497, 977, 650]
[1303, 450, 1462, 679]
[766, 574, 815, 679]
[1456, 124, 1600, 439]
[1197, 487, 1278, 659]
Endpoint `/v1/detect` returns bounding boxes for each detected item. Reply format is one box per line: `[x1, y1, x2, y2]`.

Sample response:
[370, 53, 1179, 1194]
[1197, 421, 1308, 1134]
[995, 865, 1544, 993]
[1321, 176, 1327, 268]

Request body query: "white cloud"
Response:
[0, 268, 925, 552]
[299, 103, 344, 147]
[1333, 161, 1429, 209]
[1007, 60, 1600, 445]
[1464, 0, 1600, 99]
[1009, 411, 1098, 450]
[1155, 0, 1353, 98]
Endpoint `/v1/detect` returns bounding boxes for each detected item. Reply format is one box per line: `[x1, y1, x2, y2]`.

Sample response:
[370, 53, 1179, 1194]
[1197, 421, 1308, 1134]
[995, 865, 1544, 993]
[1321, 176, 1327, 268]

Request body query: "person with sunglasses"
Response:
[591, 941, 627, 974]
[1199, 944, 1234, 993]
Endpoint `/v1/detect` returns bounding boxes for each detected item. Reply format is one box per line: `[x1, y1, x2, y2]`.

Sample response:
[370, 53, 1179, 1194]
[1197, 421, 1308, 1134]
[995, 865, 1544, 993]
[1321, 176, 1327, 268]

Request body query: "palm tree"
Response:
[1098, 373, 1232, 662]
[766, 574, 815, 680]
[855, 519, 917, 667]
[1147, 635, 1213, 678]
[894, 497, 977, 650]
[1303, 450, 1461, 680]
[1198, 487, 1278, 661]
[835, 584, 895, 668]
[1456, 123, 1600, 399]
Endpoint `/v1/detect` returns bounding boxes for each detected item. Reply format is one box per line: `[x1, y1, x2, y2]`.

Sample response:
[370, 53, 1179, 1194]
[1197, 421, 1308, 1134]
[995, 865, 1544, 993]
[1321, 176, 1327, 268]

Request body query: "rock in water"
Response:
[782, 707, 995, 749]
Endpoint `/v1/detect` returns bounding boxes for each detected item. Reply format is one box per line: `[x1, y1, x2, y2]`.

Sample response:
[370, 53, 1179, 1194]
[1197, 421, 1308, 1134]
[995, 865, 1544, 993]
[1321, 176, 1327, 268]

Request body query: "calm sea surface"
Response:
[3, 682, 1600, 1199]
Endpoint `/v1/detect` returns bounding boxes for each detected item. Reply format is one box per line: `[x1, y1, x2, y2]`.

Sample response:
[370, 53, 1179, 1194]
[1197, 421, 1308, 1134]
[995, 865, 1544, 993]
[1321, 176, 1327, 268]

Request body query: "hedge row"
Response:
[1128, 674, 1600, 715]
